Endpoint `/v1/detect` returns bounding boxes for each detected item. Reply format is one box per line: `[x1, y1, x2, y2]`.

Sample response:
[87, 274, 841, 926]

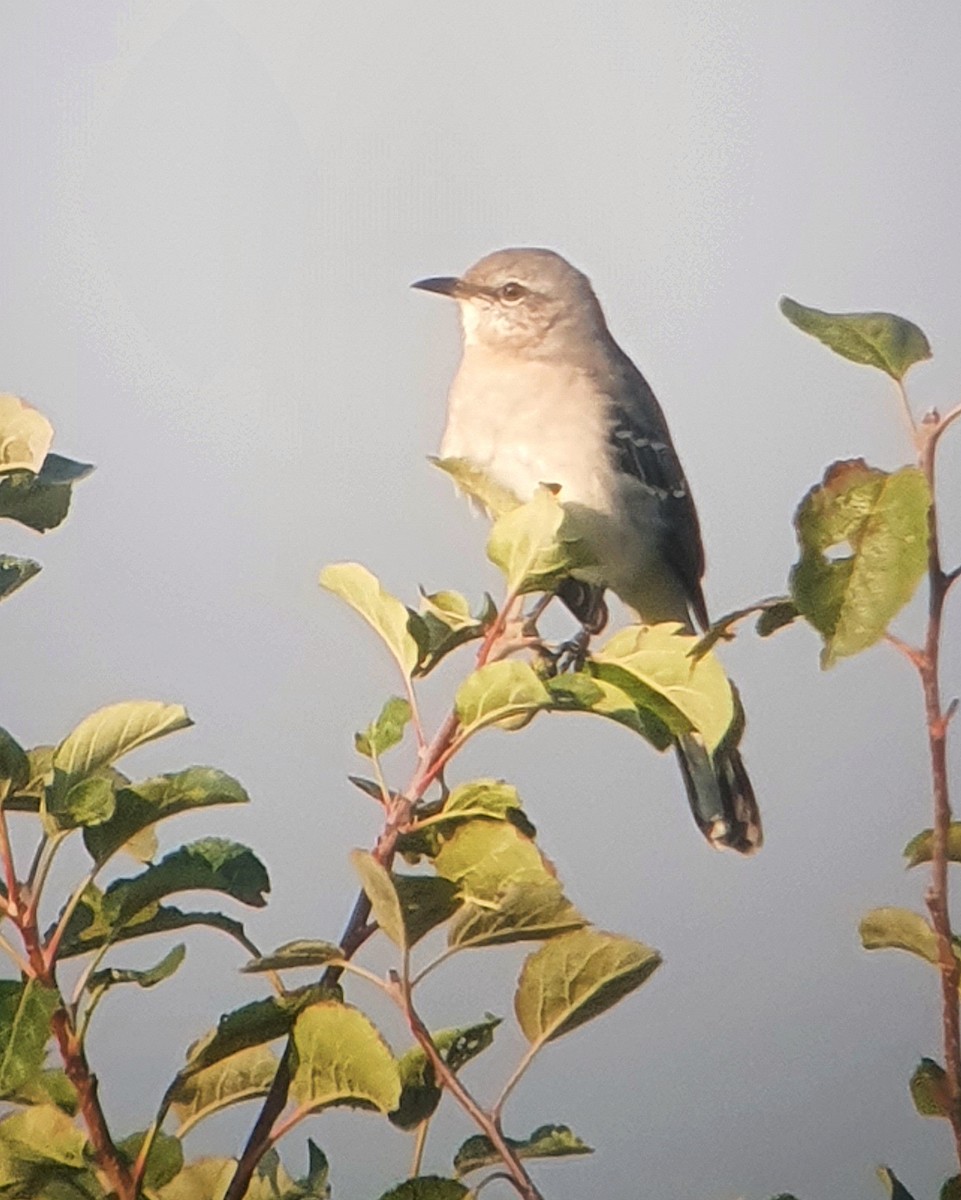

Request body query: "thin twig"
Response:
[409, 1118, 430, 1178]
[400, 981, 545, 1200]
[916, 413, 961, 1167]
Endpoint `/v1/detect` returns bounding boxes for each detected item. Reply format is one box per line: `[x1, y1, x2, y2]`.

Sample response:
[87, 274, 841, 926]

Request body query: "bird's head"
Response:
[412, 247, 607, 355]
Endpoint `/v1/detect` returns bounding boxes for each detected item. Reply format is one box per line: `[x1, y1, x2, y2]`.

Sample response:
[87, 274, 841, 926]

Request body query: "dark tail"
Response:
[675, 734, 763, 854]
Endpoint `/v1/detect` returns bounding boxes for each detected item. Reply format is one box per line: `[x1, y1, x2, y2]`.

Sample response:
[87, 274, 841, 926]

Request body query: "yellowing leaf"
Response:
[320, 563, 420, 678]
[455, 661, 550, 735]
[0, 394, 54, 475]
[593, 623, 734, 751]
[290, 1002, 401, 1114]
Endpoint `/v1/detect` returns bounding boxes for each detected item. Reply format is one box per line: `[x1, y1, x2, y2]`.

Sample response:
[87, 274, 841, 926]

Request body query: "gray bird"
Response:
[413, 247, 761, 854]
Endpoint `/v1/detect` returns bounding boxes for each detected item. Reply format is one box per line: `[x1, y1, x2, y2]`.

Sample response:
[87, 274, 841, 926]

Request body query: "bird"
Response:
[412, 248, 761, 854]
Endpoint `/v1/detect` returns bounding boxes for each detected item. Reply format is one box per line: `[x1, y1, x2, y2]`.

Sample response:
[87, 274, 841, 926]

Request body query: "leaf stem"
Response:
[400, 979, 545, 1200]
[490, 1041, 541, 1128]
[409, 1118, 430, 1178]
[895, 377, 918, 444]
[0, 931, 32, 976]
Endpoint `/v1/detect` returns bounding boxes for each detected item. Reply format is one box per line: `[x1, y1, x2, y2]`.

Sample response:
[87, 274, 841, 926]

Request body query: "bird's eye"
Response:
[499, 281, 526, 303]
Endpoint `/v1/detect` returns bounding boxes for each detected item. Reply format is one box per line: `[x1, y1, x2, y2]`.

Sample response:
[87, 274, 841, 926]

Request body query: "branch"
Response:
[917, 419, 961, 1167]
[400, 980, 545, 1200]
[50, 1006, 134, 1200]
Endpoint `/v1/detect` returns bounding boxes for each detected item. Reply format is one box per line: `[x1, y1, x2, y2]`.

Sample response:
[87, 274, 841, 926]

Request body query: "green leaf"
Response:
[791, 461, 930, 667]
[106, 838, 270, 923]
[320, 563, 420, 678]
[117, 1130, 183, 1191]
[378, 1178, 469, 1200]
[547, 671, 672, 749]
[780, 297, 931, 381]
[413, 592, 494, 677]
[486, 486, 596, 595]
[0, 454, 94, 534]
[593, 622, 735, 751]
[909, 1057, 952, 1118]
[355, 697, 412, 759]
[183, 985, 337, 1077]
[83, 766, 250, 866]
[442, 779, 524, 823]
[431, 456, 520, 518]
[0, 728, 29, 802]
[877, 1166, 918, 1200]
[156, 1157, 235, 1200]
[454, 1122, 592, 1176]
[389, 1016, 501, 1130]
[49, 775, 117, 830]
[515, 929, 661, 1046]
[0, 395, 54, 475]
[51, 701, 192, 796]
[170, 1044, 277, 1134]
[0, 981, 58, 1099]
[87, 943, 186, 995]
[350, 850, 405, 946]
[350, 852, 459, 947]
[242, 940, 344, 974]
[455, 661, 551, 735]
[942, 1178, 961, 1200]
[8, 1069, 77, 1115]
[434, 820, 553, 903]
[53, 882, 258, 961]
[859, 907, 954, 968]
[294, 1140, 331, 1199]
[0, 556, 41, 603]
[449, 880, 586, 950]
[0, 1105, 88, 1193]
[290, 1001, 401, 1114]
[756, 599, 800, 638]
[904, 825, 961, 868]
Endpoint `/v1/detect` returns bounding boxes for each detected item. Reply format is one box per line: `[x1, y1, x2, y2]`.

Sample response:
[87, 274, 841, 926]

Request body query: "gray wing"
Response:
[605, 351, 709, 630]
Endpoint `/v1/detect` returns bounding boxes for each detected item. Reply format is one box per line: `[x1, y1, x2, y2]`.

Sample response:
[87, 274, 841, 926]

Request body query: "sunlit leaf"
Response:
[355, 697, 412, 759]
[169, 1044, 277, 1135]
[0, 556, 41, 603]
[593, 623, 734, 751]
[7, 1068, 77, 1115]
[290, 1002, 401, 1114]
[903, 826, 961, 869]
[241, 940, 344, 975]
[455, 661, 550, 735]
[52, 702, 192, 797]
[156, 1157, 234, 1200]
[441, 780, 524, 823]
[909, 1057, 951, 1118]
[431, 456, 519, 518]
[83, 766, 250, 866]
[454, 1122, 592, 1176]
[859, 907, 952, 968]
[0, 981, 58, 1099]
[350, 851, 459, 947]
[546, 672, 671, 749]
[48, 775, 117, 830]
[389, 1015, 501, 1130]
[183, 985, 338, 1077]
[320, 563, 420, 678]
[449, 880, 586, 950]
[434, 820, 553, 903]
[0, 1104, 88, 1193]
[780, 297, 931, 381]
[515, 929, 661, 1046]
[791, 461, 930, 667]
[486, 486, 596, 595]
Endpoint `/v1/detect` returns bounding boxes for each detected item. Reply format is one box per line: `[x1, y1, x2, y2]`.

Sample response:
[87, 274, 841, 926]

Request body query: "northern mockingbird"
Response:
[413, 248, 761, 854]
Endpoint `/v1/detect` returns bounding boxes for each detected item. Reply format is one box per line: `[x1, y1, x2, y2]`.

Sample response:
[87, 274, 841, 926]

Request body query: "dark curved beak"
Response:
[411, 275, 463, 298]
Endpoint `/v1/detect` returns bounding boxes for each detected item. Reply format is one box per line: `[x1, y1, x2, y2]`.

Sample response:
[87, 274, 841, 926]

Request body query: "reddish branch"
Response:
[917, 413, 961, 1165]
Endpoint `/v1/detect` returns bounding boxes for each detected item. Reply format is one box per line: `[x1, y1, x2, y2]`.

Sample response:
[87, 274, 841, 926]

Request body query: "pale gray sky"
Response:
[3, 3, 961, 1197]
